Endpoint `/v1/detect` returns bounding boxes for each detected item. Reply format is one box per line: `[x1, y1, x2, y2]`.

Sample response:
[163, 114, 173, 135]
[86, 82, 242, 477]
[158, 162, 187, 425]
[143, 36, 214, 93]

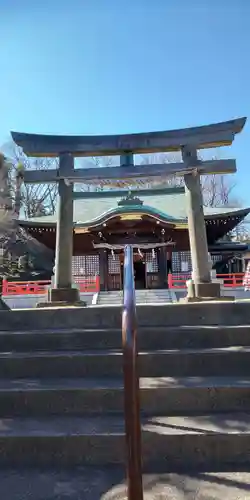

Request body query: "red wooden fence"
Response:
[167, 273, 245, 289]
[1, 274, 245, 295]
[2, 276, 100, 295]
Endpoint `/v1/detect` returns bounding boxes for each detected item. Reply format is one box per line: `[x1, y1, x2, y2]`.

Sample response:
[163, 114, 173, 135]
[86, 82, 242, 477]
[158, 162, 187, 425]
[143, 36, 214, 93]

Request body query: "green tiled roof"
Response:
[24, 193, 250, 225]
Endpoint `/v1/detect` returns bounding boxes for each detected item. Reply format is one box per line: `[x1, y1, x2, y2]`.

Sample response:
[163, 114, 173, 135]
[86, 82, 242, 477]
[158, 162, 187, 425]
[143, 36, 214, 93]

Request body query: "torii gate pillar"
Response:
[48, 153, 80, 304]
[182, 146, 220, 300]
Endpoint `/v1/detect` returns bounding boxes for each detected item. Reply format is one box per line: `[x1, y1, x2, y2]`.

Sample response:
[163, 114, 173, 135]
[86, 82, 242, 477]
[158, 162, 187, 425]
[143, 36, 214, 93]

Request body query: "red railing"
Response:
[1, 273, 245, 295]
[2, 276, 100, 295]
[2, 280, 51, 295]
[168, 274, 191, 289]
[74, 275, 100, 293]
[217, 273, 244, 287]
[168, 273, 245, 289]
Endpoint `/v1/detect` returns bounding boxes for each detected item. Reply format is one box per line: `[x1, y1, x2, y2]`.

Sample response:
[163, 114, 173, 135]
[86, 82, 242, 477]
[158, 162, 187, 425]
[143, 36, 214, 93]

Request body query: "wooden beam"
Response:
[22, 159, 237, 184]
[11, 117, 246, 157]
[73, 186, 185, 199]
[93, 241, 175, 249]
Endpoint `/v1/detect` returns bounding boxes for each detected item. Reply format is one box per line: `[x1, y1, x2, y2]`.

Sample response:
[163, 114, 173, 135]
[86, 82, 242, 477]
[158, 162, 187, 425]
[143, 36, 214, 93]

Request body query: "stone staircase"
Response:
[1, 302, 250, 497]
[97, 288, 175, 304]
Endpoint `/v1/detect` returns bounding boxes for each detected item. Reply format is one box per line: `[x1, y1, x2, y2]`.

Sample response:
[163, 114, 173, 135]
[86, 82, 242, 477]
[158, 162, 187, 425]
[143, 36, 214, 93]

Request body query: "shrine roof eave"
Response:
[19, 220, 56, 229]
[204, 207, 250, 220]
[72, 206, 250, 229]
[209, 242, 249, 252]
[20, 206, 250, 231]
[74, 204, 180, 228]
[11, 117, 246, 157]
[19, 205, 180, 229]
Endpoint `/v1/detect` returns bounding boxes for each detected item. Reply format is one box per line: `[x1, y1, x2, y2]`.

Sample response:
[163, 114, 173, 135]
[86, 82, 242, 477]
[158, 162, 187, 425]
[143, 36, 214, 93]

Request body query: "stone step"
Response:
[1, 468, 250, 499]
[99, 299, 171, 304]
[0, 347, 250, 378]
[0, 413, 249, 468]
[99, 290, 170, 294]
[2, 302, 250, 330]
[0, 325, 249, 351]
[99, 295, 170, 299]
[98, 290, 173, 305]
[0, 377, 249, 416]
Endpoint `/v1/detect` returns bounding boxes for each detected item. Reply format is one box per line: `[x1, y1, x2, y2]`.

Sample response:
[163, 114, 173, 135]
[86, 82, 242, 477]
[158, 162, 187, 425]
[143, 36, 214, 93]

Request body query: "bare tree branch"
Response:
[2, 141, 247, 242]
[201, 174, 240, 207]
[2, 140, 58, 218]
[0, 154, 53, 302]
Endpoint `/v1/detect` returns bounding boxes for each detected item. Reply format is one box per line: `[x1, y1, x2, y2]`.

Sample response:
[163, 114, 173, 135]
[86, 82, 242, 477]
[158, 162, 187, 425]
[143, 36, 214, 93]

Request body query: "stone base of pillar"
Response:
[36, 287, 86, 308]
[181, 279, 234, 302]
[49, 287, 80, 303]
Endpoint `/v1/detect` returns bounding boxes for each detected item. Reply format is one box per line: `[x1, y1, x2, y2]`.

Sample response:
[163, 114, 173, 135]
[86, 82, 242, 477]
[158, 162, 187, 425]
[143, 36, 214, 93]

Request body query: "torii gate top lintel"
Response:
[11, 117, 246, 158]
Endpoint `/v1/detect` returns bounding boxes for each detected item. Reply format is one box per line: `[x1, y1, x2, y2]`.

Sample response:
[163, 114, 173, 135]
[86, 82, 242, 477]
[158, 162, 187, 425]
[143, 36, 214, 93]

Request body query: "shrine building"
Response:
[19, 190, 250, 291]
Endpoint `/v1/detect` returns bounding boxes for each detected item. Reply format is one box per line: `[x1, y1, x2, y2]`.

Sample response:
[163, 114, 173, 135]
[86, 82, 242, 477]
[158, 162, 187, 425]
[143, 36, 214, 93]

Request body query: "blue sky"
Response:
[0, 0, 249, 203]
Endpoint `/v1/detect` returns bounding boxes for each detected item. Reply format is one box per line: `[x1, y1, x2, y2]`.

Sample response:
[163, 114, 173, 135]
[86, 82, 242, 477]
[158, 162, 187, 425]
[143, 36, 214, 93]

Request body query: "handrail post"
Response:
[122, 245, 143, 500]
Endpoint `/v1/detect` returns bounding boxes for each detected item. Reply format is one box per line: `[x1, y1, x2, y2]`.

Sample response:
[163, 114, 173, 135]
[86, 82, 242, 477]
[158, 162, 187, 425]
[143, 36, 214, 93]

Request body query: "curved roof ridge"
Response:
[76, 203, 182, 227]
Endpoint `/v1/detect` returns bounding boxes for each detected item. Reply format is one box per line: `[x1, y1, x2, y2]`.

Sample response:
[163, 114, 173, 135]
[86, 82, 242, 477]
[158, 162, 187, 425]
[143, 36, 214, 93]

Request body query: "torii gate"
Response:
[11, 117, 246, 305]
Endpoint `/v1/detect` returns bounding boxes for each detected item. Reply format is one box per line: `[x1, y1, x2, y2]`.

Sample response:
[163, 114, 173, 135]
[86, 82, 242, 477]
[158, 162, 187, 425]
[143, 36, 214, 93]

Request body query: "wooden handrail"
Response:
[122, 245, 143, 500]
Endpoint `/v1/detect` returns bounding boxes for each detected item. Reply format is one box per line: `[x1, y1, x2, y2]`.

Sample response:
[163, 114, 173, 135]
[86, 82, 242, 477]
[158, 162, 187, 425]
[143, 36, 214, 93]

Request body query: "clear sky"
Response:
[0, 0, 249, 203]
